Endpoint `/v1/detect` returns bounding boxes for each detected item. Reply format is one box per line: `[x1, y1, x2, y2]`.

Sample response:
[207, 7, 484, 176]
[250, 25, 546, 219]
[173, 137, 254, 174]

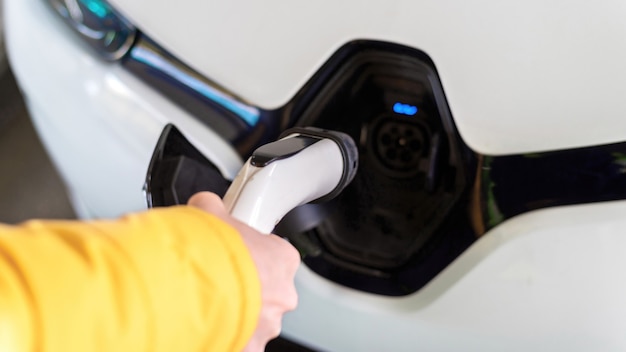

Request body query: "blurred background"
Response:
[0, 67, 76, 224]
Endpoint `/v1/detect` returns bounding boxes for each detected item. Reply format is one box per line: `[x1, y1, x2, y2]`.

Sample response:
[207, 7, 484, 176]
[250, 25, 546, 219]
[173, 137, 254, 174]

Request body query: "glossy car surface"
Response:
[6, 0, 626, 350]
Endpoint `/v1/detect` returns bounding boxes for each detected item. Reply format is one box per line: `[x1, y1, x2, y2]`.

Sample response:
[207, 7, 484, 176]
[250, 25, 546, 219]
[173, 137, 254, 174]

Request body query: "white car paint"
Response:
[6, 0, 626, 350]
[285, 200, 626, 351]
[5, 0, 242, 219]
[109, 0, 626, 155]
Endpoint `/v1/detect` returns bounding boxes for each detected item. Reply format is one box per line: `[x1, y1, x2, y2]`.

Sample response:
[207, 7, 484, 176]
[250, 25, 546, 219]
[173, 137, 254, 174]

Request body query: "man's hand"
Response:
[188, 192, 300, 352]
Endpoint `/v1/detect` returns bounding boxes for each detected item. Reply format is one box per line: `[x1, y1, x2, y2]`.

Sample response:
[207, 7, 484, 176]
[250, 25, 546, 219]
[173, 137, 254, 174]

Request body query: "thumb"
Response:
[187, 192, 227, 215]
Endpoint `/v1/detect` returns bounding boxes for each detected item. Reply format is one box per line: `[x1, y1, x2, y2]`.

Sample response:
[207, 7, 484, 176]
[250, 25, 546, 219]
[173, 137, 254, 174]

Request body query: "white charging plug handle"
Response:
[223, 138, 344, 234]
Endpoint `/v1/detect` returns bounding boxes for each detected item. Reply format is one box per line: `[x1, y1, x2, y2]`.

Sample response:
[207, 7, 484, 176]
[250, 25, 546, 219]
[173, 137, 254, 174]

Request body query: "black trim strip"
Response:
[478, 144, 626, 232]
[122, 34, 282, 156]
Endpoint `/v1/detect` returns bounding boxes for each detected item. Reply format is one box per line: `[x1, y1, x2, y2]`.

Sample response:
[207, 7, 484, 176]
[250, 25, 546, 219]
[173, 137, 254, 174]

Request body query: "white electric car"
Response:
[6, 0, 626, 351]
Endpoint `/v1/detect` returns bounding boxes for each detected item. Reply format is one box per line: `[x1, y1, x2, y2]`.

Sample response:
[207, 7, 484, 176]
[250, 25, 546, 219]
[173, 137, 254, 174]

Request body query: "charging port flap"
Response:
[144, 124, 230, 207]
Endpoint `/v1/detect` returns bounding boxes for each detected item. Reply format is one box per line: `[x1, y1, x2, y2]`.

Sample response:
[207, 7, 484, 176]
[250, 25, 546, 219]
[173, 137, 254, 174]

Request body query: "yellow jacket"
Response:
[0, 206, 261, 351]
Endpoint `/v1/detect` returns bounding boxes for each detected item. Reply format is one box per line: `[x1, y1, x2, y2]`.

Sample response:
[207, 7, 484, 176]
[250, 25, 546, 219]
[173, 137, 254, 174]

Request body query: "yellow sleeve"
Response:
[0, 206, 261, 352]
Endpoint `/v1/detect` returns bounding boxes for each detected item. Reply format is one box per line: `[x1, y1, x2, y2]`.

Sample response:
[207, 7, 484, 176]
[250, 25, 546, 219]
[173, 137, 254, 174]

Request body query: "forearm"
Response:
[0, 206, 261, 352]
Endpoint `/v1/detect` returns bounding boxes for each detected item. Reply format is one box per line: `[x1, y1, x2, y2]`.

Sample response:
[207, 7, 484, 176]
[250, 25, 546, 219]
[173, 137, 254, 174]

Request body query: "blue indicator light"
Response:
[80, 0, 110, 19]
[393, 102, 418, 116]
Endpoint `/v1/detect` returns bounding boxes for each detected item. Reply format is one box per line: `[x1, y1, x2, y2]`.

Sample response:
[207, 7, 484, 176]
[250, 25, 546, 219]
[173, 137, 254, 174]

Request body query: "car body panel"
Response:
[5, 0, 242, 219]
[284, 200, 626, 351]
[109, 0, 626, 155]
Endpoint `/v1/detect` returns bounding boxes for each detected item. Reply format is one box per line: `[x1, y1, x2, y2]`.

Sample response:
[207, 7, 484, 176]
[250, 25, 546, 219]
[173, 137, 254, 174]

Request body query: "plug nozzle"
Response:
[223, 127, 358, 233]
